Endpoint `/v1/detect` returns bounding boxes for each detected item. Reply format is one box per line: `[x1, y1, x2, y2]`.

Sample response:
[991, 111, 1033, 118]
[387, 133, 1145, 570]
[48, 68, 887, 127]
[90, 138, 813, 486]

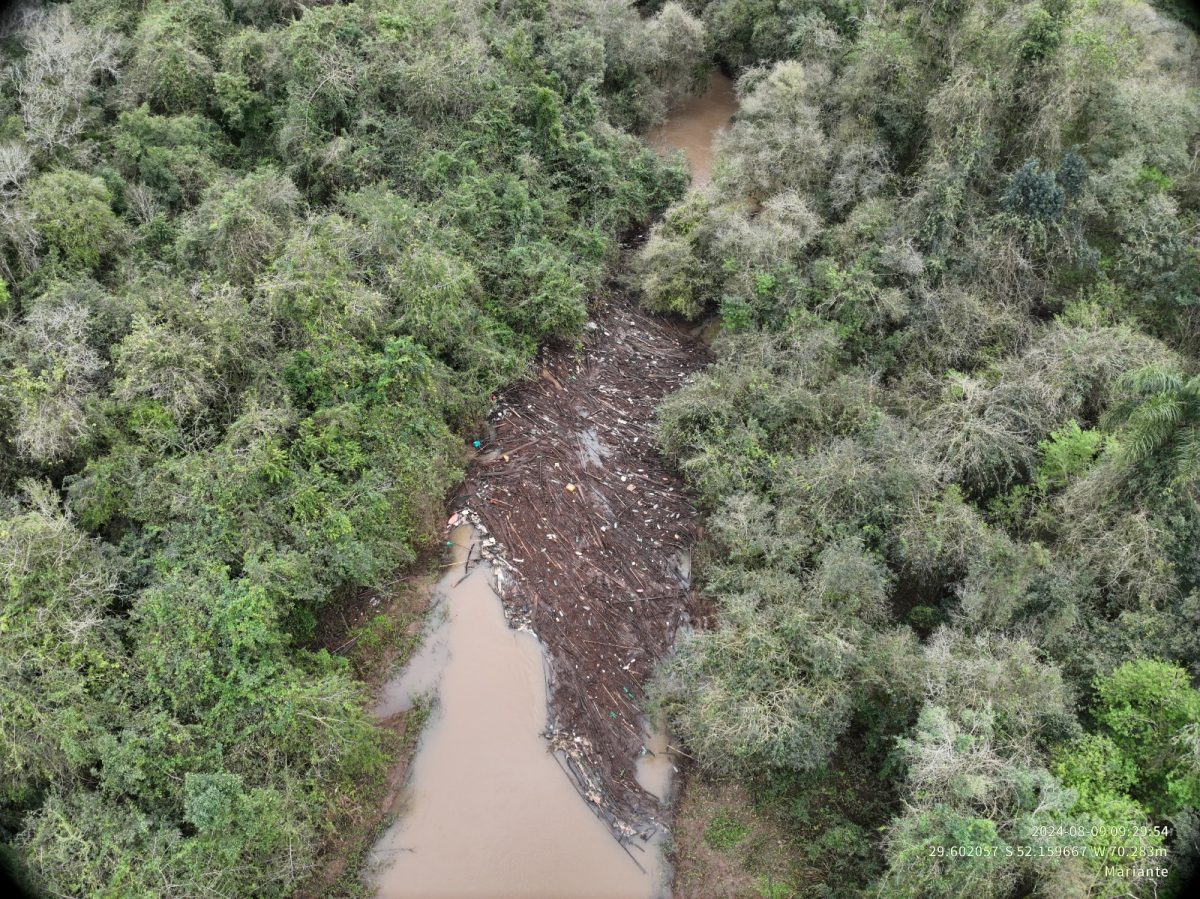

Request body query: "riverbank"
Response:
[301, 70, 737, 898]
[303, 269, 715, 898]
[297, 563, 442, 898]
[286, 255, 714, 898]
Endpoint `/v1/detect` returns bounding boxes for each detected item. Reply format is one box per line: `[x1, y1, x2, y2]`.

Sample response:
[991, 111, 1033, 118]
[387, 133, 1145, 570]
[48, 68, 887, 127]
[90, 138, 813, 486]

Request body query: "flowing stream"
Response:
[366, 72, 737, 899]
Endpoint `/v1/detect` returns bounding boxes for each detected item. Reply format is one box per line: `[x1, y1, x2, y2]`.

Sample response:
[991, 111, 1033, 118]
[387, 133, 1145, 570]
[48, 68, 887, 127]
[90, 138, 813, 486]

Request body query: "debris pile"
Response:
[454, 286, 710, 839]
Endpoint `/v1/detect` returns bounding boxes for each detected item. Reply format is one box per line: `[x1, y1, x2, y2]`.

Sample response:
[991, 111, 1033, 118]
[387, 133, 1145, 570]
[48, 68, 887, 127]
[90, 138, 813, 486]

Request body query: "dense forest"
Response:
[0, 1, 702, 895]
[643, 0, 1200, 897]
[1, 1, 1199, 898]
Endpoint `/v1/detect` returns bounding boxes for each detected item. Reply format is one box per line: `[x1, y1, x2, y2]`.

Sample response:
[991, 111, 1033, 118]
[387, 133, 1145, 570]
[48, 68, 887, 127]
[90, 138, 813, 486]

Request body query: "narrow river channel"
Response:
[368, 527, 655, 898]
[366, 71, 737, 899]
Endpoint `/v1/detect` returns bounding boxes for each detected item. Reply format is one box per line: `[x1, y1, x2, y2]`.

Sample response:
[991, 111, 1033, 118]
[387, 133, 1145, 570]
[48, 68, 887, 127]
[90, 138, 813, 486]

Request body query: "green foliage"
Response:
[2, 0, 1198, 895]
[1057, 149, 1088, 201]
[542, 0, 709, 132]
[109, 107, 224, 211]
[124, 0, 229, 115]
[1051, 732, 1171, 898]
[698, 0, 862, 68]
[178, 167, 300, 284]
[184, 772, 243, 832]
[0, 0, 692, 894]
[1004, 158, 1065, 221]
[705, 811, 750, 850]
[1106, 366, 1200, 484]
[22, 170, 122, 271]
[643, 2, 1200, 897]
[652, 568, 861, 775]
[1093, 659, 1200, 816]
[755, 873, 796, 898]
[877, 808, 1013, 899]
[1035, 420, 1102, 491]
[0, 292, 106, 462]
[0, 482, 122, 796]
[1018, 5, 1065, 63]
[1053, 734, 1139, 803]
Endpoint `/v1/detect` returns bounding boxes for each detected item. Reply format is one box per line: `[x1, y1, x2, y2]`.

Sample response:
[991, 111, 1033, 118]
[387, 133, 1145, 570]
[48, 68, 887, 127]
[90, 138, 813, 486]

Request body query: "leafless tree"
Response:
[4, 3, 119, 156]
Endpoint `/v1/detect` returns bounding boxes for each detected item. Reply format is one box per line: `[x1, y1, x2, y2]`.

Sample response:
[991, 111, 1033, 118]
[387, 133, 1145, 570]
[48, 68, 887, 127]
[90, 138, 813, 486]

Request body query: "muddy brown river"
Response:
[367, 71, 736, 899]
[647, 71, 737, 186]
[368, 527, 658, 898]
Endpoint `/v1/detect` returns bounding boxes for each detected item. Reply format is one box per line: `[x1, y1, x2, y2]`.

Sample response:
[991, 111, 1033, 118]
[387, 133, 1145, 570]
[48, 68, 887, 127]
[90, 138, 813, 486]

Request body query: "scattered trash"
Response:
[565, 483, 577, 492]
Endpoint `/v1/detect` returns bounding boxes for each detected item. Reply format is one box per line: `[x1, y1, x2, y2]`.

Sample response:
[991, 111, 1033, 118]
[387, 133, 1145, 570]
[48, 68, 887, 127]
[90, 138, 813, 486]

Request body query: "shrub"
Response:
[108, 107, 224, 211]
[1004, 159, 1065, 221]
[1, 298, 103, 462]
[177, 168, 301, 285]
[651, 574, 862, 776]
[0, 482, 122, 795]
[123, 0, 228, 115]
[1035, 420, 1103, 490]
[716, 61, 831, 200]
[1093, 659, 1200, 815]
[5, 4, 119, 153]
[635, 188, 720, 318]
[22, 170, 122, 271]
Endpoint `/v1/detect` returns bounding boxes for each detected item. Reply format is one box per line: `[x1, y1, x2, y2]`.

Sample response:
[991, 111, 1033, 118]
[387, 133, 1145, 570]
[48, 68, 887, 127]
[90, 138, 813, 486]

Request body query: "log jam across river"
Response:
[366, 72, 736, 899]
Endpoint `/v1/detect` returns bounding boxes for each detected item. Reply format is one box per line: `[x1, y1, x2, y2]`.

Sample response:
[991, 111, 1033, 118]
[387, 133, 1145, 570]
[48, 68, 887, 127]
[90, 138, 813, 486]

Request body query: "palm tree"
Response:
[1105, 365, 1200, 482]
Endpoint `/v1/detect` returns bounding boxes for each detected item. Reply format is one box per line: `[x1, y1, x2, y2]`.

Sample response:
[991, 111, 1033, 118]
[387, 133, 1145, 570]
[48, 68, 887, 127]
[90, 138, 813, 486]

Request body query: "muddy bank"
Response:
[454, 282, 711, 840]
[358, 67, 734, 896]
[300, 566, 438, 898]
[433, 69, 736, 850]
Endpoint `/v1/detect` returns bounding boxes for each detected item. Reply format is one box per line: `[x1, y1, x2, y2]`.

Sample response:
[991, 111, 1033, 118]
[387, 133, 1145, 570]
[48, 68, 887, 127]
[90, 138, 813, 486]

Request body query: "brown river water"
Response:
[647, 71, 737, 187]
[368, 527, 657, 898]
[367, 72, 737, 899]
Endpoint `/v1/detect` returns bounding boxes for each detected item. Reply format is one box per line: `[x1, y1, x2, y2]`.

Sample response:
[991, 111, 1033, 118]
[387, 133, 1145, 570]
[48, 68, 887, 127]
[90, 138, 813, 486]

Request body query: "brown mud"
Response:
[453, 280, 712, 844]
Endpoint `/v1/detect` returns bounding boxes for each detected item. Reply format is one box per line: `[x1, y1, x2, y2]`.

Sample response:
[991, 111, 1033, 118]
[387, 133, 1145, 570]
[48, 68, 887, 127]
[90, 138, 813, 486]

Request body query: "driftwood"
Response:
[454, 282, 710, 838]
